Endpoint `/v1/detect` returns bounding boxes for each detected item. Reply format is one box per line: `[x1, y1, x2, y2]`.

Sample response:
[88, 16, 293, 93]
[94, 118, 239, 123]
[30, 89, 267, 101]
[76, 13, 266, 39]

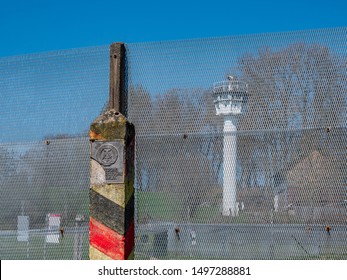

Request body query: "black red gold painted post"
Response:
[89, 42, 134, 260]
[89, 110, 135, 260]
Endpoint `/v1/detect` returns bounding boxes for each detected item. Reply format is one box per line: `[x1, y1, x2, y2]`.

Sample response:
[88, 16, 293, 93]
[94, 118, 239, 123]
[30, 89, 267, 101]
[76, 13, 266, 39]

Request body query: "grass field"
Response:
[136, 191, 182, 221]
[2, 190, 345, 260]
[136, 191, 319, 224]
[0, 232, 89, 260]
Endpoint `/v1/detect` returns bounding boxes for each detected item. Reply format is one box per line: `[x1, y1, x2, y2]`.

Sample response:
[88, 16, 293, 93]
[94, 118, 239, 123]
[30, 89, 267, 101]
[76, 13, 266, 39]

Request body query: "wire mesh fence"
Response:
[132, 130, 346, 259]
[0, 138, 92, 259]
[0, 27, 346, 259]
[0, 47, 109, 259]
[126, 27, 347, 259]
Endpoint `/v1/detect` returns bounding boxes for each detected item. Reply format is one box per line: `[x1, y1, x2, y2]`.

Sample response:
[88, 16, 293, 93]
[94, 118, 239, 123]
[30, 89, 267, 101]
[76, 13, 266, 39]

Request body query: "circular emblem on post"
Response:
[96, 144, 119, 166]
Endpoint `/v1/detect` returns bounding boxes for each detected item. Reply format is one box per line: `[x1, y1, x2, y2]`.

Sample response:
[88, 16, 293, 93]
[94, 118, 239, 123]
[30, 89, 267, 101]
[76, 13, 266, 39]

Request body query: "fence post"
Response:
[89, 43, 135, 260]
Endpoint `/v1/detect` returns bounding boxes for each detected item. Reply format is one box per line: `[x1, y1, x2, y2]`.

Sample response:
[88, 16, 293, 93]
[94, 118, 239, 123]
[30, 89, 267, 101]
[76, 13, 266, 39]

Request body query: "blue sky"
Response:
[0, 0, 346, 143]
[0, 0, 346, 57]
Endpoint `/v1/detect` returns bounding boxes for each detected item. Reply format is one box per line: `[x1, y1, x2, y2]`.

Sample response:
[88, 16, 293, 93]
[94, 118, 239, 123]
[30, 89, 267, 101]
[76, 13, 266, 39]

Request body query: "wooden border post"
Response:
[89, 43, 135, 260]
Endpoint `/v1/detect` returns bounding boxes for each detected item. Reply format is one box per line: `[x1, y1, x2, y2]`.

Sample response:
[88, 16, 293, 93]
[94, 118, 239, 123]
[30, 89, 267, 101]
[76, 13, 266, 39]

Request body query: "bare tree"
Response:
[237, 43, 346, 214]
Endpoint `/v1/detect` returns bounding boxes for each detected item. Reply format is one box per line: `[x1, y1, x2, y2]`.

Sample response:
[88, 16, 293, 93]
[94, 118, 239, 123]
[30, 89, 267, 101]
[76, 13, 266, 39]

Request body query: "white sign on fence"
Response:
[17, 216, 29, 242]
[45, 214, 61, 244]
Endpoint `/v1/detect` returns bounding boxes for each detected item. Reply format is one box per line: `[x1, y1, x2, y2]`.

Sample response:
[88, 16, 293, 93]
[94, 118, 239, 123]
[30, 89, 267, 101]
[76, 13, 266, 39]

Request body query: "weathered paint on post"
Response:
[89, 109, 135, 260]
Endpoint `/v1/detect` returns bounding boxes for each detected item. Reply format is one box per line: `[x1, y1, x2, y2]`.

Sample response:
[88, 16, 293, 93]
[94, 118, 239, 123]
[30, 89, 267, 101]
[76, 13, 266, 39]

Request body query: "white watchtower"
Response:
[213, 76, 248, 216]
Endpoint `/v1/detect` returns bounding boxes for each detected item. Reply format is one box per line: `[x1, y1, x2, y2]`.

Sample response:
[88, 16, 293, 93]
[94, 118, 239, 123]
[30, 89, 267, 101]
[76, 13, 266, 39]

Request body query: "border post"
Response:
[89, 43, 135, 260]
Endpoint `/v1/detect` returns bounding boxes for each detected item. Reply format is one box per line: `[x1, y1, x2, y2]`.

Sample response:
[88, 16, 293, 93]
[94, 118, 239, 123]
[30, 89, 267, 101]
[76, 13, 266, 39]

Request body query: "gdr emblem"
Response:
[96, 144, 118, 166]
[91, 140, 124, 183]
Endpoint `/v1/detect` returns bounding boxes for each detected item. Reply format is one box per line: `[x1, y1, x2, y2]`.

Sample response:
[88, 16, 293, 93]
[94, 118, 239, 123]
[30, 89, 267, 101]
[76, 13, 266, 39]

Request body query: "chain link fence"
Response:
[0, 27, 346, 259]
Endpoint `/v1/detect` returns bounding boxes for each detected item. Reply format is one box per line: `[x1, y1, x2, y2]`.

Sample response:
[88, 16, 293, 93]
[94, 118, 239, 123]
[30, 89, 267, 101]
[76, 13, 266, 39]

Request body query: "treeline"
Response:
[0, 136, 89, 229]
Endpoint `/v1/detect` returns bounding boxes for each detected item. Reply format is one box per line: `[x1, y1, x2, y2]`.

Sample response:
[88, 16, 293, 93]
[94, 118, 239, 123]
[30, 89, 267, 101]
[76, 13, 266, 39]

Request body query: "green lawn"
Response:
[136, 191, 182, 221]
[0, 233, 89, 260]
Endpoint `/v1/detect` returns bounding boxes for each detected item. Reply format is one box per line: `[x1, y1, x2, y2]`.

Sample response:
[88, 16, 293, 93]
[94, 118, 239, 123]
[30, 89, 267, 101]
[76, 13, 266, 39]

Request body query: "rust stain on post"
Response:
[109, 43, 126, 114]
